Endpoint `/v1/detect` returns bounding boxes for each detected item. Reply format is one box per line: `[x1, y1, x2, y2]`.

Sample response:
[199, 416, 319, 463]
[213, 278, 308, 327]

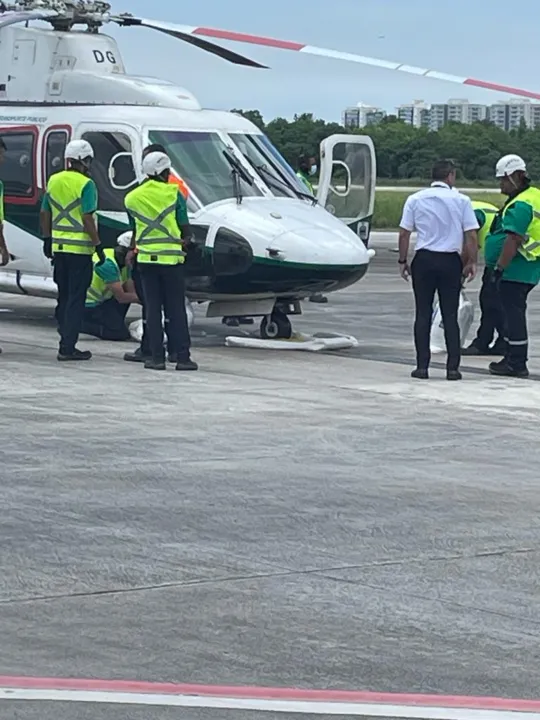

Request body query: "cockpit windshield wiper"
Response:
[222, 148, 254, 205]
[255, 163, 317, 205]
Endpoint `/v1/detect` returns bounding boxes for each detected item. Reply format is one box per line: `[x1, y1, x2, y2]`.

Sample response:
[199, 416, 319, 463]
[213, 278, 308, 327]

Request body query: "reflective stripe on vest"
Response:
[471, 201, 498, 252]
[86, 247, 129, 306]
[502, 187, 540, 262]
[47, 170, 95, 255]
[124, 180, 185, 265]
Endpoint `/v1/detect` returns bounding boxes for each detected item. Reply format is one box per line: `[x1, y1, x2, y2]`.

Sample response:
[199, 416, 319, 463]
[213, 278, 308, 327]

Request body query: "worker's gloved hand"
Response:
[490, 266, 503, 291]
[95, 245, 106, 266]
[43, 237, 53, 259]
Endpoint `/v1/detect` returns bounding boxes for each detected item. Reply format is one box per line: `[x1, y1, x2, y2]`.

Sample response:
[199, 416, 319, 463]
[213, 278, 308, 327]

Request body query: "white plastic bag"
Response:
[430, 290, 474, 353]
[128, 300, 194, 342]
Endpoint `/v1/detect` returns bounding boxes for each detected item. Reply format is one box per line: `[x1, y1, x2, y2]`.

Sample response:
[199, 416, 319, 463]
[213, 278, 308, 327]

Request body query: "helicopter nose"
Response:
[268, 226, 370, 266]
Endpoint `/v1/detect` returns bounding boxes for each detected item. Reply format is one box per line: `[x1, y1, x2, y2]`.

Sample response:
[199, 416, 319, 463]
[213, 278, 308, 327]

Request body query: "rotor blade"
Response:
[182, 25, 540, 102]
[110, 16, 267, 68]
[0, 9, 58, 29]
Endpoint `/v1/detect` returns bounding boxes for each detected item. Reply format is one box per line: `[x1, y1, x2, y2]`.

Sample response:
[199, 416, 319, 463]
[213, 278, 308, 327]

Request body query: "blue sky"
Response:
[107, 0, 540, 123]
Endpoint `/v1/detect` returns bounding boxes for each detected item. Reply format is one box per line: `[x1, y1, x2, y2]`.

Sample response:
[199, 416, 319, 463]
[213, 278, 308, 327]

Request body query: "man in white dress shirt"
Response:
[398, 160, 479, 380]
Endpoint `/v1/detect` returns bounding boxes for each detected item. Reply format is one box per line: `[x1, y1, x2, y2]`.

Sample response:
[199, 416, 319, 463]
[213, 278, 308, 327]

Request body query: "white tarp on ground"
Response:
[430, 290, 474, 354]
[225, 332, 358, 352]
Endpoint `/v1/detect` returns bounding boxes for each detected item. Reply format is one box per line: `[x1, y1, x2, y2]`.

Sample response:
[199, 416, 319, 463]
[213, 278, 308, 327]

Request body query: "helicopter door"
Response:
[76, 127, 138, 245]
[316, 134, 376, 245]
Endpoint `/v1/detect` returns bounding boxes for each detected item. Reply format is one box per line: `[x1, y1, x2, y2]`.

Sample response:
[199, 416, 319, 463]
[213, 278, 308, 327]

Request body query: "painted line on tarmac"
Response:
[0, 677, 540, 718]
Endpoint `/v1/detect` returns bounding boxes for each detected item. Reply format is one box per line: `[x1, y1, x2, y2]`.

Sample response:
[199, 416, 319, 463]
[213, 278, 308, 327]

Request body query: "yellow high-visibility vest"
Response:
[471, 200, 498, 252]
[124, 180, 185, 266]
[47, 170, 95, 255]
[502, 187, 540, 261]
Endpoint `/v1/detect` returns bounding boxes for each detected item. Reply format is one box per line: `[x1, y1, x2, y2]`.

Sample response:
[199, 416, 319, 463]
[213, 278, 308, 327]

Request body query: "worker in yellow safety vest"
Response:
[0, 136, 11, 355]
[81, 231, 140, 341]
[124, 143, 190, 364]
[40, 139, 105, 361]
[124, 151, 198, 372]
[485, 154, 540, 377]
[462, 200, 505, 357]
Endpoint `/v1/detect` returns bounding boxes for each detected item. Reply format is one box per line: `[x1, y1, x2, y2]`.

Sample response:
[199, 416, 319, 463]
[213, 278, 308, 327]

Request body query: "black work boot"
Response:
[489, 359, 529, 378]
[124, 346, 149, 363]
[462, 342, 490, 356]
[144, 359, 166, 371]
[57, 348, 92, 361]
[176, 358, 198, 371]
[447, 370, 462, 381]
[411, 368, 429, 379]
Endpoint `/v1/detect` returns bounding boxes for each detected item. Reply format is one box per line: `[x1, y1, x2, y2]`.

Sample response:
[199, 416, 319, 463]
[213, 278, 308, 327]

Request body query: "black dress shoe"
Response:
[489, 359, 529, 378]
[447, 370, 462, 381]
[411, 368, 428, 379]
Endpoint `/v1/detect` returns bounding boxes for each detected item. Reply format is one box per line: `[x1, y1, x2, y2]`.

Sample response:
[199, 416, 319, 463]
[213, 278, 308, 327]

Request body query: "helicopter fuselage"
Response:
[0, 23, 376, 322]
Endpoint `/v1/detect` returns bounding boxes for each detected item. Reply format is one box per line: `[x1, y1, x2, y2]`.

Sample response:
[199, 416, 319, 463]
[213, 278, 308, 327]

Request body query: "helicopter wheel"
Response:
[260, 309, 293, 340]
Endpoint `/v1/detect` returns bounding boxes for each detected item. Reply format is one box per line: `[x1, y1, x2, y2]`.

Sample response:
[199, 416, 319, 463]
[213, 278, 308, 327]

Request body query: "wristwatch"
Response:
[398, 259, 407, 264]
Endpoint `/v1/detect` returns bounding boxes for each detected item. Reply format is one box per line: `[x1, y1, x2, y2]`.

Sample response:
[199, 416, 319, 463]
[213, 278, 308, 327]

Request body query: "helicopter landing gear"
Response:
[260, 308, 293, 340]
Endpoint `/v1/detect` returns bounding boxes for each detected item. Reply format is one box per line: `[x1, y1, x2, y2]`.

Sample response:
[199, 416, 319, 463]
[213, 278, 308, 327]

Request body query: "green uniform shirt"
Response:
[127, 193, 188, 233]
[0, 179, 4, 223]
[484, 200, 540, 285]
[41, 177, 98, 215]
[85, 257, 131, 307]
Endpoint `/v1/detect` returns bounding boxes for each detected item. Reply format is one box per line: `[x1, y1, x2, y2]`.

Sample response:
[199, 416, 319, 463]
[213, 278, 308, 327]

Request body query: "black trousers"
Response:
[499, 280, 534, 369]
[53, 252, 93, 354]
[132, 256, 177, 357]
[132, 257, 150, 356]
[139, 262, 191, 363]
[411, 249, 462, 371]
[81, 298, 131, 341]
[471, 267, 506, 350]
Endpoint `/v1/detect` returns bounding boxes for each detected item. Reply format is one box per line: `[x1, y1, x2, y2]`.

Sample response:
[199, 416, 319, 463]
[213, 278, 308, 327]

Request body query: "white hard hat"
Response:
[117, 231, 132, 248]
[142, 151, 171, 177]
[65, 139, 94, 161]
[495, 154, 527, 178]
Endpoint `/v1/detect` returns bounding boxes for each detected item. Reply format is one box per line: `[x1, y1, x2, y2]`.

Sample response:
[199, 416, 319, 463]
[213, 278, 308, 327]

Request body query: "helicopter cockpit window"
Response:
[148, 130, 262, 207]
[256, 133, 309, 194]
[228, 133, 296, 199]
[0, 131, 36, 198]
[44, 131, 68, 182]
[81, 131, 135, 212]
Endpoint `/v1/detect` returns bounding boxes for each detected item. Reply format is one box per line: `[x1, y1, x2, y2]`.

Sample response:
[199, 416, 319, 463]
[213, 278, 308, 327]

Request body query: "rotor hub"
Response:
[1, 0, 112, 29]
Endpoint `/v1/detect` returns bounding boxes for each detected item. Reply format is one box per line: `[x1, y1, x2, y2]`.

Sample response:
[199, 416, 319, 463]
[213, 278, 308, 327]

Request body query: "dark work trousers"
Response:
[131, 257, 150, 356]
[411, 249, 463, 371]
[499, 280, 535, 370]
[132, 256, 176, 357]
[53, 252, 94, 354]
[471, 267, 506, 350]
[139, 262, 191, 363]
[81, 298, 131, 341]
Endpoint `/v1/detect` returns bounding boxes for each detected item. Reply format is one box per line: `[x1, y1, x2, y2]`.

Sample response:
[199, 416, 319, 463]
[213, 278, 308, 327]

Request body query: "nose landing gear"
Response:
[260, 307, 293, 340]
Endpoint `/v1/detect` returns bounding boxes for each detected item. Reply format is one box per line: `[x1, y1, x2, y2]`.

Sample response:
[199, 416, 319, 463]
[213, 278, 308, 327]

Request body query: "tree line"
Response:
[232, 109, 540, 182]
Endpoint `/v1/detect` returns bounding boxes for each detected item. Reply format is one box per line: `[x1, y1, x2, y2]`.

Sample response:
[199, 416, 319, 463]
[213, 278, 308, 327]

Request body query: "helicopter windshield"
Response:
[228, 133, 310, 199]
[148, 130, 263, 206]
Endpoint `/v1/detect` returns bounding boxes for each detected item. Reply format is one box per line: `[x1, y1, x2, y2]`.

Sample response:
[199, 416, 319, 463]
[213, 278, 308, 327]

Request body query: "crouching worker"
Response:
[81, 232, 139, 341]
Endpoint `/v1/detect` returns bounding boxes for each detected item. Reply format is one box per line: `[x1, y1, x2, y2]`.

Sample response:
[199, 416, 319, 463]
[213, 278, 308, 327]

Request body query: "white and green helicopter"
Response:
[0, 0, 377, 338]
[2, 1, 537, 338]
